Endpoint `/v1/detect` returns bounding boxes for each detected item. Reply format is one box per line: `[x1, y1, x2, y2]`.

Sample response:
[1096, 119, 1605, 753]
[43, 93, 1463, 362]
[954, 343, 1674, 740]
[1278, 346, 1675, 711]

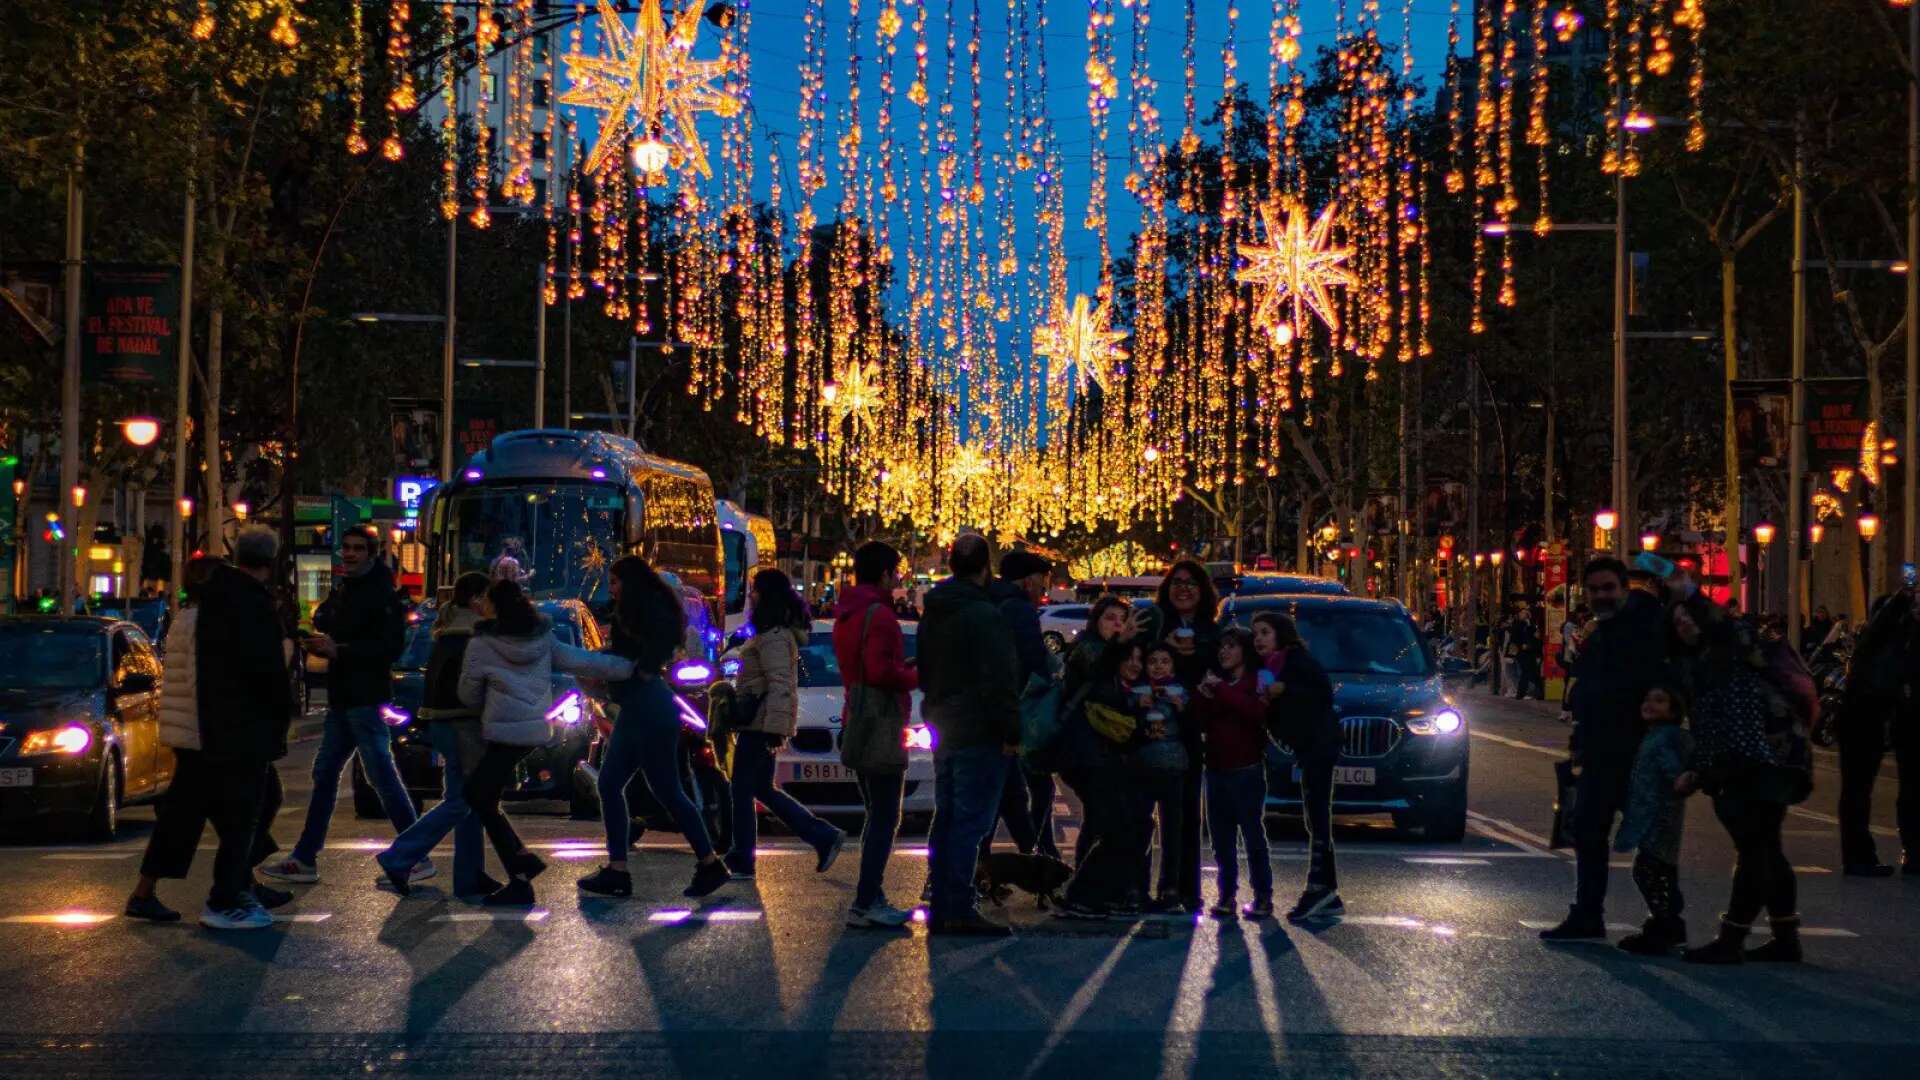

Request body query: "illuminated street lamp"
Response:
[232, 501, 249, 522]
[1489, 550, 1504, 567]
[1754, 521, 1777, 545]
[1594, 508, 1619, 532]
[70, 485, 86, 509]
[178, 498, 194, 518]
[1640, 532, 1660, 552]
[1859, 513, 1882, 542]
[1809, 522, 1825, 545]
[121, 417, 160, 447]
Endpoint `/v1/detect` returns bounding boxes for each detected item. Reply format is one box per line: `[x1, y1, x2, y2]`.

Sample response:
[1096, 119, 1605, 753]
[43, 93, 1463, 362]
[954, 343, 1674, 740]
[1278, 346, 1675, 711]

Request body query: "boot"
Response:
[1538, 906, 1607, 941]
[1744, 915, 1803, 963]
[1682, 918, 1750, 965]
[1617, 915, 1687, 957]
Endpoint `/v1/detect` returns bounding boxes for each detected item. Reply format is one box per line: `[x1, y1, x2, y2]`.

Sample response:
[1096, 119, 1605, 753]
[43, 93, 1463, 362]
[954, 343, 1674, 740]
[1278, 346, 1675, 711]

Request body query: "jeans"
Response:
[599, 677, 714, 863]
[1571, 762, 1632, 917]
[927, 744, 1010, 921]
[1174, 763, 1204, 902]
[463, 742, 535, 866]
[978, 756, 1040, 862]
[1714, 795, 1796, 926]
[1132, 768, 1186, 901]
[1297, 740, 1339, 892]
[1838, 702, 1919, 865]
[250, 765, 282, 868]
[1026, 767, 1062, 859]
[729, 730, 839, 870]
[1062, 762, 1145, 909]
[139, 750, 269, 909]
[1206, 765, 1273, 904]
[291, 705, 418, 864]
[1632, 852, 1683, 922]
[381, 722, 487, 893]
[854, 769, 905, 909]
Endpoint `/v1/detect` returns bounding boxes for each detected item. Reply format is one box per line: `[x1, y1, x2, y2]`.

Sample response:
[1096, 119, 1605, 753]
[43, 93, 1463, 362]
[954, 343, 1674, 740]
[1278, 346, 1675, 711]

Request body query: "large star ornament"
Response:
[824, 358, 883, 432]
[561, 0, 740, 178]
[1034, 293, 1128, 393]
[1237, 199, 1357, 346]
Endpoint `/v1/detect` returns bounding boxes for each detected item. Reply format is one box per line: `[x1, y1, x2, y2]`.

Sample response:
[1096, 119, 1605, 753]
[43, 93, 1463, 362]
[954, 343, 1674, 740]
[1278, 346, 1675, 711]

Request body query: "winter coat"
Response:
[990, 579, 1054, 688]
[157, 605, 201, 751]
[832, 583, 918, 723]
[313, 562, 408, 709]
[458, 616, 635, 746]
[916, 575, 1022, 753]
[607, 583, 688, 677]
[1615, 724, 1693, 863]
[1566, 589, 1668, 768]
[1059, 635, 1125, 769]
[1264, 645, 1337, 755]
[734, 624, 806, 738]
[195, 564, 294, 763]
[1848, 589, 1920, 705]
[1141, 604, 1221, 695]
[420, 606, 482, 722]
[1201, 670, 1269, 771]
[1676, 626, 1793, 800]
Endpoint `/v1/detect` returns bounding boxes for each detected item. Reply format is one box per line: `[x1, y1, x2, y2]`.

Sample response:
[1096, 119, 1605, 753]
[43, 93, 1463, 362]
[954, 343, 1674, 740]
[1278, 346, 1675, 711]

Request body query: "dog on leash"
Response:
[978, 851, 1072, 907]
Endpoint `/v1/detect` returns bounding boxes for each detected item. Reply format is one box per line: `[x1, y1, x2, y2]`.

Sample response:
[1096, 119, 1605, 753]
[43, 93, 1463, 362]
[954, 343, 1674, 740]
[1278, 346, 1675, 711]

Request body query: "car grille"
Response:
[790, 729, 837, 754]
[1339, 716, 1401, 759]
[784, 780, 920, 805]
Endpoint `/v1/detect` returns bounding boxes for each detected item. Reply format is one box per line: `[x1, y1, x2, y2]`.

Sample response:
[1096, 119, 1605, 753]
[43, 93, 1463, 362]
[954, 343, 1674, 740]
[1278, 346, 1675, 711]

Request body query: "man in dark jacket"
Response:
[1507, 610, 1544, 700]
[1541, 557, 1670, 939]
[265, 525, 419, 885]
[1838, 585, 1920, 876]
[976, 551, 1054, 865]
[917, 533, 1022, 935]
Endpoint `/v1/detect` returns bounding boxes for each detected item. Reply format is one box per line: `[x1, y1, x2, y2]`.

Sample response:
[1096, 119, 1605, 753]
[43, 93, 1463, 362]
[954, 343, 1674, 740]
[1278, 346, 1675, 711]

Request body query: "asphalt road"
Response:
[0, 689, 1913, 1078]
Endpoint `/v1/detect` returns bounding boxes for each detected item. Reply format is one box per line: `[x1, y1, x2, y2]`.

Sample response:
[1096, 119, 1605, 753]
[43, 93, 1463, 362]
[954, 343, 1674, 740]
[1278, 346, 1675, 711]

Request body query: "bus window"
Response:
[438, 482, 626, 603]
[721, 528, 749, 614]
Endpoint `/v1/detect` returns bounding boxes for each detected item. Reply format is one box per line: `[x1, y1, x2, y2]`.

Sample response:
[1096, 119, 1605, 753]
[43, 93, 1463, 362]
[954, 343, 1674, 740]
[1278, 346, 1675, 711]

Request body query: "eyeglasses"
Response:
[1168, 578, 1199, 589]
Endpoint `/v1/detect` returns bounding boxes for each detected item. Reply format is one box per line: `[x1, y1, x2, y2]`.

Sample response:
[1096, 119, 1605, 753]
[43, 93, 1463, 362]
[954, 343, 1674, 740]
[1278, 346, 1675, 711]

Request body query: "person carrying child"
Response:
[1613, 681, 1695, 956]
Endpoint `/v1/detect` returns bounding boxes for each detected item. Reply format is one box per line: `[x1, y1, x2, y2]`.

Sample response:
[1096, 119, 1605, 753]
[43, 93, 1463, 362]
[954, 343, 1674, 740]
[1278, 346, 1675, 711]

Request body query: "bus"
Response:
[716, 499, 776, 633]
[421, 430, 725, 637]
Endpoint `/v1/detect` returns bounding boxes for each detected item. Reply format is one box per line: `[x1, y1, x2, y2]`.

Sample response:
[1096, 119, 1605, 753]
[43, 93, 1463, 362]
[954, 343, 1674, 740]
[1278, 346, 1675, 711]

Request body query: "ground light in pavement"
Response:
[0, 911, 116, 926]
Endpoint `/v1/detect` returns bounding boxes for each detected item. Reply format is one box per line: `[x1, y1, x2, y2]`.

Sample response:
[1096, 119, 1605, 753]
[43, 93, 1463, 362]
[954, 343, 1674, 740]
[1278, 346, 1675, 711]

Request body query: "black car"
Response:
[1217, 572, 1351, 598]
[0, 617, 172, 839]
[351, 599, 611, 818]
[1219, 595, 1469, 840]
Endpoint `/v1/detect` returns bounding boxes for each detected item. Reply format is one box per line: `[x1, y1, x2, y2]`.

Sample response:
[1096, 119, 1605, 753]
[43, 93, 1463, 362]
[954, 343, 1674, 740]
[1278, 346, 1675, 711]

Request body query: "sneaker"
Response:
[482, 878, 538, 907]
[928, 913, 1013, 937]
[124, 894, 181, 923]
[1286, 889, 1343, 923]
[1052, 900, 1109, 920]
[1144, 896, 1188, 916]
[815, 829, 848, 874]
[1242, 898, 1276, 920]
[249, 882, 294, 911]
[258, 857, 317, 884]
[577, 866, 634, 898]
[1208, 902, 1238, 920]
[200, 901, 274, 930]
[1537, 907, 1607, 941]
[1106, 900, 1142, 921]
[374, 854, 412, 897]
[847, 902, 915, 928]
[723, 856, 755, 880]
[407, 858, 438, 882]
[456, 873, 505, 902]
[684, 859, 732, 898]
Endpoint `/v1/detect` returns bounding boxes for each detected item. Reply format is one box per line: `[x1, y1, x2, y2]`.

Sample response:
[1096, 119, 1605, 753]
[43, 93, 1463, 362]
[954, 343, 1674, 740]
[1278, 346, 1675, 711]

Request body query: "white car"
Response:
[725, 619, 935, 819]
[1037, 604, 1090, 654]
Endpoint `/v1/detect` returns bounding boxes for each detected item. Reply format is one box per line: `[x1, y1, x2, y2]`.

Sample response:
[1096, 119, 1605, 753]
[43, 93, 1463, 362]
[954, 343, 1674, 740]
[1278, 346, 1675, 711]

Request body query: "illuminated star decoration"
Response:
[1034, 293, 1128, 393]
[1236, 199, 1358, 347]
[824, 359, 883, 432]
[561, 0, 740, 178]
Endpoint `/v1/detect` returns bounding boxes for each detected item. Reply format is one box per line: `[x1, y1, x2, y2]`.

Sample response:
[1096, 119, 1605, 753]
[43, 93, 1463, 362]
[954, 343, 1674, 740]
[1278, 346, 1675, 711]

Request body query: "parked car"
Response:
[354, 599, 610, 818]
[1219, 594, 1469, 840]
[1216, 571, 1350, 598]
[0, 617, 173, 839]
[1039, 597, 1156, 654]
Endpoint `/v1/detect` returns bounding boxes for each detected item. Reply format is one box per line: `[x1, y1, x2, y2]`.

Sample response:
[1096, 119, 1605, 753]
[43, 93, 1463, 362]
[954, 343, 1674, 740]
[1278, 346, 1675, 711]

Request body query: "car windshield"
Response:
[438, 482, 627, 605]
[1228, 604, 1430, 676]
[0, 624, 106, 690]
[796, 633, 917, 688]
[396, 610, 583, 670]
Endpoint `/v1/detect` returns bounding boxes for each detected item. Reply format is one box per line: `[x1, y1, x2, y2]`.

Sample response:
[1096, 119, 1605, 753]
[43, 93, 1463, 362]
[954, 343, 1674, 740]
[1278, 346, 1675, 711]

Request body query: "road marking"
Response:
[430, 910, 549, 922]
[1466, 811, 1566, 859]
[41, 852, 133, 861]
[646, 908, 764, 924]
[272, 912, 332, 923]
[1021, 927, 1137, 1080]
[1402, 856, 1490, 866]
[1519, 919, 1640, 934]
[1788, 805, 1898, 837]
[1469, 729, 1561, 757]
[1799, 927, 1860, 938]
[1793, 866, 1832, 874]
[0, 912, 116, 926]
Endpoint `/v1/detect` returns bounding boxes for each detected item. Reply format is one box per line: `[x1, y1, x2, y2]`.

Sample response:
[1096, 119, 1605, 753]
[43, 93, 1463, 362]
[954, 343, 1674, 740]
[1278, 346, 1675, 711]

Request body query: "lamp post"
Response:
[1754, 521, 1777, 614]
[1906, 0, 1919, 577]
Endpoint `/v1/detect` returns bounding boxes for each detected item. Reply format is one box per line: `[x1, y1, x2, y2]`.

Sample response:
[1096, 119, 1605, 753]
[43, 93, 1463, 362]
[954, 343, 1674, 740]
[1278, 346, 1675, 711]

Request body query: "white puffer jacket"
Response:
[158, 606, 200, 751]
[458, 617, 635, 746]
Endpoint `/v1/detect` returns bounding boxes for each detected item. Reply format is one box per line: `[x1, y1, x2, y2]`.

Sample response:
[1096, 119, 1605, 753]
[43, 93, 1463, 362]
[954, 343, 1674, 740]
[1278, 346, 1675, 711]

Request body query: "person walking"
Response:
[1508, 610, 1545, 701]
[452, 578, 633, 906]
[725, 568, 848, 879]
[1195, 627, 1274, 919]
[834, 542, 920, 928]
[980, 551, 1055, 864]
[1837, 584, 1919, 876]
[375, 573, 498, 900]
[1253, 612, 1340, 922]
[1667, 596, 1815, 963]
[264, 526, 417, 885]
[1140, 559, 1218, 909]
[918, 533, 1023, 935]
[1612, 681, 1695, 956]
[579, 556, 731, 899]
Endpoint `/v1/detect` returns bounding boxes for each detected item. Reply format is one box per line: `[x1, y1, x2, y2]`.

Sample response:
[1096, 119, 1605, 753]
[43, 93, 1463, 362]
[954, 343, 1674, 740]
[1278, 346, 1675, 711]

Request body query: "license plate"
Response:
[0, 767, 32, 788]
[1292, 765, 1376, 786]
[788, 761, 853, 782]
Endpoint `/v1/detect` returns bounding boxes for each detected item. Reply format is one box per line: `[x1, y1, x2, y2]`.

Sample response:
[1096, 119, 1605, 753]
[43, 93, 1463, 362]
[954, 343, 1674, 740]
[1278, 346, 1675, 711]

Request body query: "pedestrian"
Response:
[980, 550, 1056, 866]
[1195, 627, 1273, 920]
[1837, 584, 1919, 876]
[1612, 681, 1695, 956]
[1804, 605, 1835, 658]
[917, 533, 1023, 935]
[1508, 609, 1544, 701]
[456, 577, 634, 906]
[1561, 605, 1591, 670]
[1668, 596, 1814, 963]
[834, 542, 921, 928]
[126, 551, 292, 924]
[1055, 638, 1151, 919]
[1492, 612, 1513, 697]
[1054, 595, 1136, 877]
[1540, 557, 1669, 940]
[1133, 643, 1191, 913]
[374, 573, 498, 900]
[578, 555, 732, 899]
[1139, 559, 1218, 912]
[725, 568, 849, 879]
[264, 525, 417, 886]
[131, 532, 295, 929]
[1254, 611, 1340, 922]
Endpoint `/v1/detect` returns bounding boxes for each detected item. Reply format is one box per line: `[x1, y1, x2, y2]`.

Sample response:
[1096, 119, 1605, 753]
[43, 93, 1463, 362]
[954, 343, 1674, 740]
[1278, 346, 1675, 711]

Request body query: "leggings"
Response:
[1631, 852, 1684, 922]
[1713, 795, 1796, 926]
[600, 677, 714, 862]
[1297, 740, 1339, 892]
[462, 742, 536, 868]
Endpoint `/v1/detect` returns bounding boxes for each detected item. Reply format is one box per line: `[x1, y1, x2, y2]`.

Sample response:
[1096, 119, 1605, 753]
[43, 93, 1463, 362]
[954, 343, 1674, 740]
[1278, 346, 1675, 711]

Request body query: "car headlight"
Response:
[903, 724, 935, 751]
[545, 691, 584, 727]
[670, 660, 714, 687]
[1407, 708, 1464, 736]
[719, 657, 742, 679]
[18, 724, 93, 756]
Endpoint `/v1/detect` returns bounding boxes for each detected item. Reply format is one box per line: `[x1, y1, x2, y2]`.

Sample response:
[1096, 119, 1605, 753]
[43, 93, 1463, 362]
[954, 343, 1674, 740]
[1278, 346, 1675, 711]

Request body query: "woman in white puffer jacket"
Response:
[456, 577, 633, 907]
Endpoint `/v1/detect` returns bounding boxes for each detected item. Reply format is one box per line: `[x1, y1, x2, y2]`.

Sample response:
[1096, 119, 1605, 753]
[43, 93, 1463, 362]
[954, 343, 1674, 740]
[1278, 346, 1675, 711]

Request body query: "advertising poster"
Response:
[83, 264, 179, 384]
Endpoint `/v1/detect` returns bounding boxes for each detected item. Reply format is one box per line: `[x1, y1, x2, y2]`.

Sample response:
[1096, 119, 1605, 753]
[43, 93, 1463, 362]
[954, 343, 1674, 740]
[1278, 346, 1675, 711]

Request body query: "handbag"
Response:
[840, 604, 909, 773]
[721, 637, 768, 735]
[1018, 671, 1064, 767]
[1549, 758, 1579, 849]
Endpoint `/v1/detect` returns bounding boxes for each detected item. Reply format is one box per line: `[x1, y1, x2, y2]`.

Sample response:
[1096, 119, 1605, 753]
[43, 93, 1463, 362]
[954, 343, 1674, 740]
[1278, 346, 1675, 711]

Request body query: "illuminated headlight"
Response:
[545, 691, 584, 727]
[903, 724, 935, 751]
[670, 660, 714, 687]
[673, 694, 708, 732]
[378, 704, 412, 727]
[719, 657, 742, 679]
[1407, 708, 1464, 736]
[18, 724, 93, 756]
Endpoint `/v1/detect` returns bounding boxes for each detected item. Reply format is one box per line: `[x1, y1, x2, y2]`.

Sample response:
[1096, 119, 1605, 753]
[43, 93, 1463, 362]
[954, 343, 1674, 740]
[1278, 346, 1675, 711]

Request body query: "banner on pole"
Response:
[83, 264, 179, 384]
[1730, 379, 1790, 470]
[389, 398, 442, 478]
[1803, 377, 1871, 475]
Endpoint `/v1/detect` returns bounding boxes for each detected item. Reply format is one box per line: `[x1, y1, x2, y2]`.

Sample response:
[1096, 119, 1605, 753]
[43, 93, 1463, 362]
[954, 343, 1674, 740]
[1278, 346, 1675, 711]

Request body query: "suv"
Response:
[1219, 594, 1469, 840]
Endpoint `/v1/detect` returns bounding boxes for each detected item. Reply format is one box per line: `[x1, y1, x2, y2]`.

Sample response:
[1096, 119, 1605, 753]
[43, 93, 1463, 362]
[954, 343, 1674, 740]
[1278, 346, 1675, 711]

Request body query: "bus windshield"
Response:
[721, 529, 749, 614]
[438, 483, 626, 603]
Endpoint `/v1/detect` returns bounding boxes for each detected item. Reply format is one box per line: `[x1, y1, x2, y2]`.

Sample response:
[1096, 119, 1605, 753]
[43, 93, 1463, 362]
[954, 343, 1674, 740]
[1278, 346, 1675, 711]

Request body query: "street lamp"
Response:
[1859, 513, 1882, 542]
[1810, 522, 1825, 545]
[1594, 508, 1619, 532]
[70, 485, 86, 509]
[233, 501, 248, 522]
[1640, 531, 1660, 552]
[120, 417, 160, 447]
[1754, 521, 1777, 545]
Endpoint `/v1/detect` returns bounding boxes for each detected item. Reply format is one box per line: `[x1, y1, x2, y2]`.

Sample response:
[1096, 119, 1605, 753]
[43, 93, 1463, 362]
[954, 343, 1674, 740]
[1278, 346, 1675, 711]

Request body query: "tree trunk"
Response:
[202, 295, 226, 557]
[1721, 252, 1743, 607]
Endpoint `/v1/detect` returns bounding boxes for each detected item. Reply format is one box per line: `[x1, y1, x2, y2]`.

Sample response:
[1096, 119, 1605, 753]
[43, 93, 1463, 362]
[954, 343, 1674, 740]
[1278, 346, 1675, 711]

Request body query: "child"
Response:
[1135, 644, 1191, 912]
[1613, 682, 1695, 955]
[1195, 627, 1274, 919]
[1057, 641, 1153, 918]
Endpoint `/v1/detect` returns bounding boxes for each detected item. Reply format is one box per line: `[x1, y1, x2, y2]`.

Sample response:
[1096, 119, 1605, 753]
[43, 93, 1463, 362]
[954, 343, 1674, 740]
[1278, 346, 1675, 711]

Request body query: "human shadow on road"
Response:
[628, 894, 785, 1068]
[376, 895, 537, 1037]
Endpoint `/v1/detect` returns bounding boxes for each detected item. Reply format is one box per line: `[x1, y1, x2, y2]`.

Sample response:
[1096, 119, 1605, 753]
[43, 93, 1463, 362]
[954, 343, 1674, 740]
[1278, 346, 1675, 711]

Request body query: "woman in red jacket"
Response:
[1196, 627, 1274, 918]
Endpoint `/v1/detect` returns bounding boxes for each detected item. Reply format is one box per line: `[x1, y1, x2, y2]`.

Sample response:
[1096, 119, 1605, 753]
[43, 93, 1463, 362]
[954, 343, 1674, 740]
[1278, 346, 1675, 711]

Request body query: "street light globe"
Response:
[1489, 551, 1504, 566]
[1753, 521, 1777, 545]
[1809, 523, 1825, 545]
[631, 137, 671, 174]
[1859, 513, 1881, 541]
[178, 498, 194, 518]
[1640, 532, 1660, 552]
[121, 417, 160, 447]
[233, 502, 249, 521]
[1594, 509, 1618, 532]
